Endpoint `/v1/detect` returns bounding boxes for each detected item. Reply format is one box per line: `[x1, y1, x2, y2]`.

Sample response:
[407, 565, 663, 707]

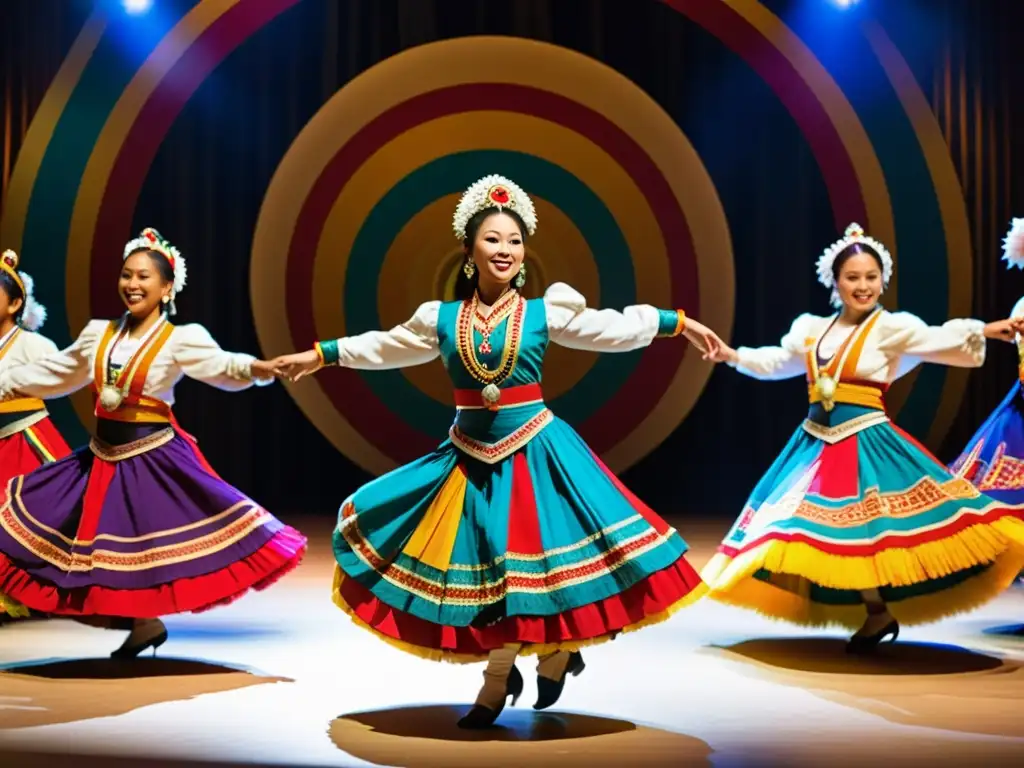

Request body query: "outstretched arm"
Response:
[0, 322, 103, 400]
[877, 311, 995, 374]
[545, 283, 722, 357]
[173, 324, 278, 391]
[710, 313, 818, 381]
[274, 301, 442, 381]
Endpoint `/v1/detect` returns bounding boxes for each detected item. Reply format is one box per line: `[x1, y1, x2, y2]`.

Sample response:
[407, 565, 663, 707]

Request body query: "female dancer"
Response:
[702, 222, 1024, 652]
[273, 174, 722, 728]
[951, 218, 1024, 503]
[0, 249, 72, 620]
[0, 228, 307, 657]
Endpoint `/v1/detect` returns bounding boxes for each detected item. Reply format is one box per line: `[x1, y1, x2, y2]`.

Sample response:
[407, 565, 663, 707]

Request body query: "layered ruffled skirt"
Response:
[0, 427, 306, 618]
[952, 381, 1024, 504]
[0, 415, 72, 618]
[702, 409, 1024, 629]
[332, 416, 705, 662]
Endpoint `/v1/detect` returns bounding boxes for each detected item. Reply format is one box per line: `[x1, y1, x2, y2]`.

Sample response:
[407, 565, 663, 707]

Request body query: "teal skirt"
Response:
[703, 409, 1024, 629]
[331, 416, 705, 662]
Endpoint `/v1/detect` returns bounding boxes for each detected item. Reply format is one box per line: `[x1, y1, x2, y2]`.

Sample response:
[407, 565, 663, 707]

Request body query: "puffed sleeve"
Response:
[876, 311, 986, 373]
[728, 313, 819, 381]
[172, 324, 273, 391]
[0, 320, 106, 400]
[319, 301, 441, 370]
[544, 282, 682, 353]
[1010, 296, 1024, 321]
[19, 332, 60, 362]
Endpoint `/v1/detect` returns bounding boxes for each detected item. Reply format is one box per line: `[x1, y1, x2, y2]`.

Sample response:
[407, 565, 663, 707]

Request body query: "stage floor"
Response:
[1, 515, 1023, 767]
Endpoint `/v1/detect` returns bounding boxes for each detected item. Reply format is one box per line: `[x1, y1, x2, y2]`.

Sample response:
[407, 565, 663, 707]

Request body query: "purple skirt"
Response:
[951, 381, 1024, 505]
[0, 427, 306, 618]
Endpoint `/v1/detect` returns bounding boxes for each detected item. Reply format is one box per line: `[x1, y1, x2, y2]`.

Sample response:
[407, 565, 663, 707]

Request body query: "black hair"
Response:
[0, 270, 25, 326]
[125, 247, 176, 285]
[832, 242, 884, 281]
[453, 207, 530, 301]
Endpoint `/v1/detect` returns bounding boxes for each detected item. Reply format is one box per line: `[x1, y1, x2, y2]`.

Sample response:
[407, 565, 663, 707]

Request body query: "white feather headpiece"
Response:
[816, 222, 894, 308]
[453, 174, 537, 241]
[1001, 218, 1024, 270]
[123, 227, 187, 314]
[0, 249, 47, 332]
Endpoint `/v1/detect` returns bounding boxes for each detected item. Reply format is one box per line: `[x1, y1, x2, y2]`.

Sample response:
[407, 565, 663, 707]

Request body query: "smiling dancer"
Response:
[273, 174, 721, 727]
[0, 228, 306, 657]
[702, 223, 1024, 652]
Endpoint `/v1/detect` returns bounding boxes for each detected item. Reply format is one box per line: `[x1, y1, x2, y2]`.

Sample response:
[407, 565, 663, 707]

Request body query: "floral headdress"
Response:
[452, 174, 537, 241]
[0, 249, 47, 331]
[816, 222, 893, 308]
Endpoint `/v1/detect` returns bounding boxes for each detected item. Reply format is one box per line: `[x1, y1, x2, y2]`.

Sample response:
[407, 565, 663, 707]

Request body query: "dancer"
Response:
[272, 174, 721, 727]
[0, 228, 307, 657]
[951, 218, 1024, 504]
[0, 249, 72, 620]
[701, 222, 1024, 652]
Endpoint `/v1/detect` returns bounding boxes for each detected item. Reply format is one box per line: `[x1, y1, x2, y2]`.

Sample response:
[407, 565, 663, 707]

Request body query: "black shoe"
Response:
[110, 628, 168, 660]
[846, 618, 899, 654]
[457, 664, 524, 729]
[533, 651, 585, 710]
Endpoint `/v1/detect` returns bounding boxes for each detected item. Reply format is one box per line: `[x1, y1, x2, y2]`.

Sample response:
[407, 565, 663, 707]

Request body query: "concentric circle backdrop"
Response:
[250, 36, 734, 476]
[0, 0, 972, 462]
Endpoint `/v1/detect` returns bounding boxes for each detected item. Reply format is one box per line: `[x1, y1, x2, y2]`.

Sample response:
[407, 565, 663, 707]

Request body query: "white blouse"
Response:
[0, 327, 59, 375]
[730, 309, 986, 382]
[327, 282, 669, 370]
[0, 319, 271, 407]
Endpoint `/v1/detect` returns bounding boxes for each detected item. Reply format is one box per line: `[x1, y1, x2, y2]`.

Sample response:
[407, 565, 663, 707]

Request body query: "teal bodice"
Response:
[436, 295, 551, 462]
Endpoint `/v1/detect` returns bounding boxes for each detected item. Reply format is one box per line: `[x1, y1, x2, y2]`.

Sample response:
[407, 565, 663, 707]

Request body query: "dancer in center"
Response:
[702, 223, 1024, 652]
[0, 228, 307, 656]
[273, 174, 722, 728]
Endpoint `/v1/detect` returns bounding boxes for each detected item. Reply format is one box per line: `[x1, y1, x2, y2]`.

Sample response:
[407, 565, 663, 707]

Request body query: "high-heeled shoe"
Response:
[110, 626, 168, 660]
[533, 651, 585, 710]
[457, 664, 524, 729]
[845, 618, 899, 654]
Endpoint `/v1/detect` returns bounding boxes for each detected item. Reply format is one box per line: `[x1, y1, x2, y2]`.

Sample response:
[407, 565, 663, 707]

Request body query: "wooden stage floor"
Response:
[1, 515, 1023, 767]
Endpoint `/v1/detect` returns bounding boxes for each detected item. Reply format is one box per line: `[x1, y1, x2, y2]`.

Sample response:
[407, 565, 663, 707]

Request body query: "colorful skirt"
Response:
[332, 416, 705, 663]
[702, 412, 1024, 629]
[0, 425, 306, 618]
[0, 415, 72, 618]
[951, 381, 1024, 504]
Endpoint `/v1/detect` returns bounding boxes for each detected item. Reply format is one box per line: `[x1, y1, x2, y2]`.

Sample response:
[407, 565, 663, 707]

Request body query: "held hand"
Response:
[273, 349, 323, 382]
[983, 318, 1023, 343]
[250, 359, 284, 381]
[681, 318, 724, 361]
[705, 342, 739, 365]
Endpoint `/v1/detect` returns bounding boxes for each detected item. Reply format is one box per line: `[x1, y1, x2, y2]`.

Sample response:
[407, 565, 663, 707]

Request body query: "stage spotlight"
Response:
[122, 0, 153, 14]
[831, 0, 861, 7]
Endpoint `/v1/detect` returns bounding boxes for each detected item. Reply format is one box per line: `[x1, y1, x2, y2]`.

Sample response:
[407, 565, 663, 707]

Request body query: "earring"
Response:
[161, 295, 170, 304]
[463, 260, 476, 278]
[514, 263, 526, 289]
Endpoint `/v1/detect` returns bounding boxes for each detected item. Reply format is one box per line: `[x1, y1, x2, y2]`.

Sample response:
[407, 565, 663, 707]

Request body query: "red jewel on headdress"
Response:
[489, 186, 510, 205]
[144, 230, 157, 242]
[1, 251, 15, 268]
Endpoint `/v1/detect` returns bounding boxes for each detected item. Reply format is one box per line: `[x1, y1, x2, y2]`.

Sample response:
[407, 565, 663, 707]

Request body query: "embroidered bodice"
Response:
[0, 316, 271, 410]
[729, 307, 987, 442]
[730, 308, 986, 385]
[319, 282, 683, 463]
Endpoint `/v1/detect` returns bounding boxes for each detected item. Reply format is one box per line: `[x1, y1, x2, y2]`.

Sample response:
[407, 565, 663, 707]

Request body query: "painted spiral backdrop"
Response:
[0, 0, 971, 476]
